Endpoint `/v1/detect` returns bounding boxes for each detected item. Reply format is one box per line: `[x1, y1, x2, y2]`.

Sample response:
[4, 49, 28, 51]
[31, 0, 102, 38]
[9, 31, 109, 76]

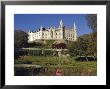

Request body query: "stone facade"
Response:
[28, 20, 77, 42]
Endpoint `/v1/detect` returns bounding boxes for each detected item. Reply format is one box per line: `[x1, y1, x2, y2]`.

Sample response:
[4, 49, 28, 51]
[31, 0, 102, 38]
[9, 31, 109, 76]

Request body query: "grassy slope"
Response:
[15, 56, 97, 76]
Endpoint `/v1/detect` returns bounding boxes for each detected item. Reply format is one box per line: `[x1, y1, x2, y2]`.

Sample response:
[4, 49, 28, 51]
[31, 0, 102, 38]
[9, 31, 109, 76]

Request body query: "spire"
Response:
[59, 19, 63, 28]
[73, 22, 77, 41]
[74, 22, 76, 30]
[28, 29, 31, 33]
[54, 26, 55, 29]
[40, 25, 43, 30]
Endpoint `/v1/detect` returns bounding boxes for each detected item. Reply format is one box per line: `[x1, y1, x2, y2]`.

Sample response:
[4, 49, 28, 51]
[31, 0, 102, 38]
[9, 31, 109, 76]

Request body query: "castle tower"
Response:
[40, 25, 43, 39]
[59, 19, 63, 28]
[28, 29, 34, 42]
[28, 29, 30, 42]
[50, 27, 53, 38]
[40, 25, 43, 30]
[48, 27, 52, 39]
[73, 22, 77, 41]
[28, 29, 31, 33]
[53, 27, 56, 39]
[58, 19, 64, 39]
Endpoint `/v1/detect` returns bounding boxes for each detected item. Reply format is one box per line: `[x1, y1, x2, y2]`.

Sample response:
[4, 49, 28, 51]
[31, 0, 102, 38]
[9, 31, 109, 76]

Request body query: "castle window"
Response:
[67, 33, 68, 37]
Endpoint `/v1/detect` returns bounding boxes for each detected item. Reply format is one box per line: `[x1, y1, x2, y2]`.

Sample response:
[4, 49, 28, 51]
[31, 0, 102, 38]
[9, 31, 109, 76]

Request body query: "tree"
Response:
[69, 33, 97, 60]
[86, 14, 97, 58]
[86, 14, 97, 33]
[14, 30, 28, 48]
[69, 37, 88, 57]
[69, 41, 79, 57]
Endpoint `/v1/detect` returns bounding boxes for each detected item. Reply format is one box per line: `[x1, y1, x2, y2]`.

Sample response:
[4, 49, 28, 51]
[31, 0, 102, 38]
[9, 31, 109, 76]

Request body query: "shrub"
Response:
[22, 56, 32, 64]
[26, 49, 55, 56]
[43, 50, 54, 56]
[28, 50, 42, 56]
[14, 48, 28, 59]
[75, 56, 97, 61]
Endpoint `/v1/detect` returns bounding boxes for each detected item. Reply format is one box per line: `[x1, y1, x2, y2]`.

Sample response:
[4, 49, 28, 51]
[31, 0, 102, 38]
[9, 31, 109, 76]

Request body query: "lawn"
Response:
[14, 56, 97, 76]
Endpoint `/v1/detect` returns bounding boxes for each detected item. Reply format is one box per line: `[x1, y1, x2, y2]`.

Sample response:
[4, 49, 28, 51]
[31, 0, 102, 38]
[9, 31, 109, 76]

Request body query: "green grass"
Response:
[14, 56, 97, 76]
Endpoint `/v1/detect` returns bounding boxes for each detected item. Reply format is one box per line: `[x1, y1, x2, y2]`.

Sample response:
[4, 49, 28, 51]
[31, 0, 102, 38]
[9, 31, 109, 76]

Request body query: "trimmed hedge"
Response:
[15, 49, 58, 57]
[75, 56, 97, 61]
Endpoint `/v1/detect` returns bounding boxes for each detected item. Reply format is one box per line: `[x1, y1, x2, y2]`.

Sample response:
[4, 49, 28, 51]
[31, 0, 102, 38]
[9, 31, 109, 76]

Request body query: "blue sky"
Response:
[14, 14, 92, 36]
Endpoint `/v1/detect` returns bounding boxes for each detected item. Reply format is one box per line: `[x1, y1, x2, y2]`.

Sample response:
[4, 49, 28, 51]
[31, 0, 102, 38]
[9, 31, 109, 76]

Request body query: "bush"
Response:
[28, 50, 42, 56]
[43, 50, 54, 56]
[22, 56, 32, 64]
[26, 49, 55, 56]
[14, 48, 28, 59]
[75, 56, 97, 61]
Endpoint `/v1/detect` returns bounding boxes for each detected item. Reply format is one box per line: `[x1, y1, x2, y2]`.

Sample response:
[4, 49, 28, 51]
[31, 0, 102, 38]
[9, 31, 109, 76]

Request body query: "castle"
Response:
[28, 20, 77, 42]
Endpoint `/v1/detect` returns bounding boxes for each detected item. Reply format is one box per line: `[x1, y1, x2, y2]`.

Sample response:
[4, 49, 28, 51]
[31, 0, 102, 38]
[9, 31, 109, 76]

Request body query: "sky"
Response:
[14, 14, 92, 36]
